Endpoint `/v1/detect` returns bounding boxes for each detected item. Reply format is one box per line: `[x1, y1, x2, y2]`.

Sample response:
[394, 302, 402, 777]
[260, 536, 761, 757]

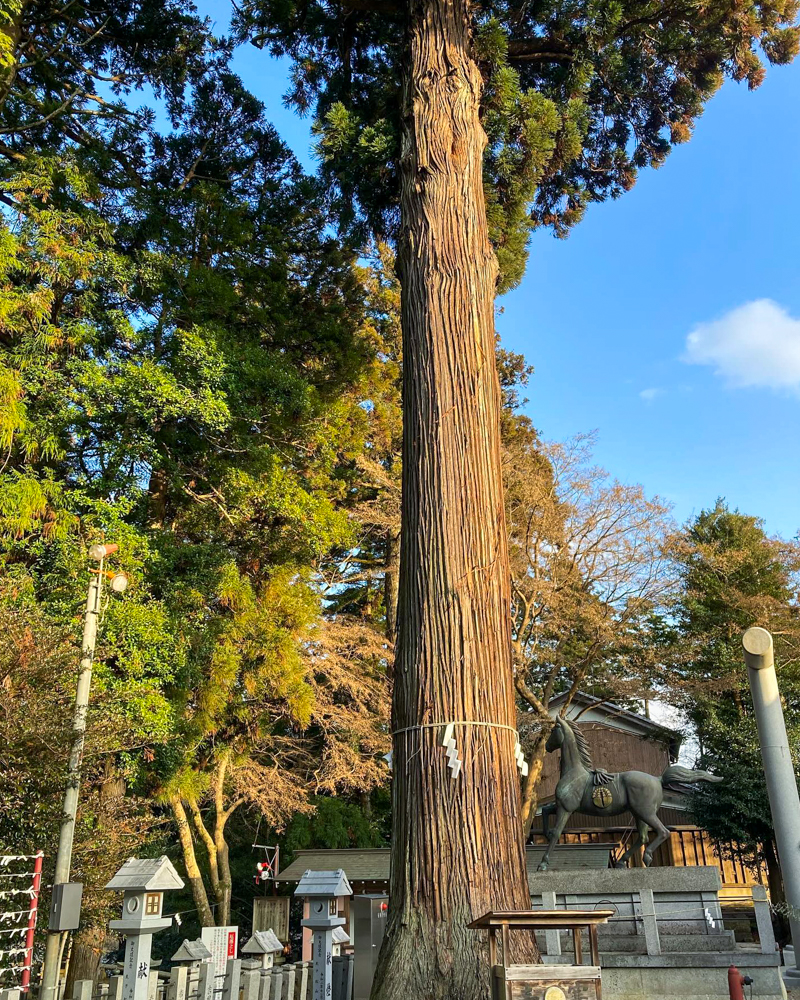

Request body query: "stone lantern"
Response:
[241, 929, 283, 970]
[295, 869, 352, 1000]
[171, 939, 213, 966]
[330, 927, 349, 958]
[171, 938, 214, 1000]
[106, 856, 184, 1000]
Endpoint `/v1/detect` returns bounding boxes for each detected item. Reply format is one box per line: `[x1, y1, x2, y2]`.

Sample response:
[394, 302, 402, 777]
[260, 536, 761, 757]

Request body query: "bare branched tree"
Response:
[504, 430, 675, 834]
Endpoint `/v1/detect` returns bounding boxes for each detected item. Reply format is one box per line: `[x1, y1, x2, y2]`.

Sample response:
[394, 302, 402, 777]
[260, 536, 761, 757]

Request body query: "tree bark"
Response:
[64, 924, 104, 994]
[0, 5, 25, 113]
[214, 824, 232, 926]
[170, 796, 215, 927]
[188, 798, 221, 903]
[372, 3, 535, 997]
[384, 531, 400, 645]
[521, 729, 552, 840]
[213, 756, 235, 926]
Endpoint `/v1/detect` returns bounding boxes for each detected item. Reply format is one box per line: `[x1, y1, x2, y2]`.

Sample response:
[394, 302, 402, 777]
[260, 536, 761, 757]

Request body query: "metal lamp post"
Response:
[743, 626, 800, 982]
[40, 545, 128, 999]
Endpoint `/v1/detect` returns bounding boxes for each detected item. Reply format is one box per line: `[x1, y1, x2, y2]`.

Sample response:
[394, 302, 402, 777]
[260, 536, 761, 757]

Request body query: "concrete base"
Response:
[530, 866, 783, 999]
[598, 964, 785, 1000]
[782, 945, 800, 985]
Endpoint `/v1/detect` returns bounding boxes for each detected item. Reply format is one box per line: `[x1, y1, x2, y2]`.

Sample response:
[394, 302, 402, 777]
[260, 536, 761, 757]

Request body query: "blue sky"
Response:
[197, 0, 800, 540]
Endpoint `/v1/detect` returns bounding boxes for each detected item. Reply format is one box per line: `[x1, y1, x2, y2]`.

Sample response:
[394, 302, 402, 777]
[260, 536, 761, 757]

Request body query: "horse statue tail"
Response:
[661, 764, 723, 792]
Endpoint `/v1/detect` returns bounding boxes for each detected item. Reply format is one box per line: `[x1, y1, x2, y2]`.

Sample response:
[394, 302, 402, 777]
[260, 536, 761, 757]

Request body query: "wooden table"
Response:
[468, 910, 614, 1000]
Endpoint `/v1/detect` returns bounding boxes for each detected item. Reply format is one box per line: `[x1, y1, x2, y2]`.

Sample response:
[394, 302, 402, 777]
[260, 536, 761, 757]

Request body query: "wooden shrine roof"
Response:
[277, 844, 611, 886]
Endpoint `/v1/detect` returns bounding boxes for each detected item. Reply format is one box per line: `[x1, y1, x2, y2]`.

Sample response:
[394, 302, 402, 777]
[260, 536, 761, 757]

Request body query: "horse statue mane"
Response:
[562, 716, 613, 786]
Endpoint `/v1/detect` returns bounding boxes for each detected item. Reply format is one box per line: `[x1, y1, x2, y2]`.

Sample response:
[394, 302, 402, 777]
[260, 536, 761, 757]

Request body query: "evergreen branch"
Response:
[507, 38, 575, 63]
[340, 0, 403, 13]
[0, 86, 84, 133]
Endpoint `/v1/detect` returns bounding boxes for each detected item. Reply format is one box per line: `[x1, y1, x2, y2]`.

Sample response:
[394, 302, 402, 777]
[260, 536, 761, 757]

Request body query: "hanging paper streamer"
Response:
[0, 851, 42, 991]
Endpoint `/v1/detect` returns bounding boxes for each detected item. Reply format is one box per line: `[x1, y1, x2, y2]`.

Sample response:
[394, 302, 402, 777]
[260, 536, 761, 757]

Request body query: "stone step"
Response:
[546, 932, 737, 955]
[661, 933, 738, 952]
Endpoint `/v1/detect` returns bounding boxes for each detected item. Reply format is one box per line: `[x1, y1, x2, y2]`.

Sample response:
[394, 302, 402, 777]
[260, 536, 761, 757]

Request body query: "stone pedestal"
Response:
[528, 867, 783, 1000]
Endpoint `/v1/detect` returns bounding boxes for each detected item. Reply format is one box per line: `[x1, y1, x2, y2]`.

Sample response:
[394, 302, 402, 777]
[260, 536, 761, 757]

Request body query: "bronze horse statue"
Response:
[537, 716, 722, 870]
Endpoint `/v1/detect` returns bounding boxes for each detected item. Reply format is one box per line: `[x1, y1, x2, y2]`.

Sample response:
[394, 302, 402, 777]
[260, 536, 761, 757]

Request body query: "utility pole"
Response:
[742, 626, 800, 984]
[40, 545, 127, 999]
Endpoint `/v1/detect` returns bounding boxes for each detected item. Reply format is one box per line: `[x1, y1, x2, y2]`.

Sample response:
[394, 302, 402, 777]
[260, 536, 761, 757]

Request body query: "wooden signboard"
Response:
[493, 964, 601, 1000]
[252, 896, 290, 943]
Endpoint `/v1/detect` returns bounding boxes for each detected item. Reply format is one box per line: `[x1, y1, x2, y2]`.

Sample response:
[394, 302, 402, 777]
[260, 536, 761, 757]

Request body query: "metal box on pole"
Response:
[48, 883, 83, 932]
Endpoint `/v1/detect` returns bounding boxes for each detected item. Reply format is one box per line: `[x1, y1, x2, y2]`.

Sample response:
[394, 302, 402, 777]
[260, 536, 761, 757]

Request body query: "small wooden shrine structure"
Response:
[468, 909, 614, 1000]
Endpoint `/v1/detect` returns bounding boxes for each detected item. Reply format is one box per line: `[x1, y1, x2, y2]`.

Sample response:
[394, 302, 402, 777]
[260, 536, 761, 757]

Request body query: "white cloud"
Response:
[639, 387, 664, 402]
[683, 299, 800, 390]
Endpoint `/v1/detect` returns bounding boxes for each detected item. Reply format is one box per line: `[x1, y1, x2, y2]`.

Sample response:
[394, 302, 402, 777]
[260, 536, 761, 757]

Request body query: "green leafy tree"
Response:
[0, 0, 208, 162]
[233, 1, 799, 993]
[689, 715, 800, 913]
[667, 500, 800, 904]
[0, 29, 391, 974]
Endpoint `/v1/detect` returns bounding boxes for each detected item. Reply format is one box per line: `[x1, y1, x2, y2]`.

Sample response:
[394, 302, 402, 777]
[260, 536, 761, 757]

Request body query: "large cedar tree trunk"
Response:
[372, 3, 534, 998]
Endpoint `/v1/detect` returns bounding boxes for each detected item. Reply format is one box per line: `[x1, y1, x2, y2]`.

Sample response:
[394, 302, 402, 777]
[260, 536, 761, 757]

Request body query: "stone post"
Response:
[279, 965, 294, 1000]
[167, 966, 188, 1000]
[295, 962, 309, 1000]
[122, 934, 156, 1000]
[636, 889, 661, 957]
[240, 962, 261, 1000]
[197, 963, 215, 1000]
[753, 885, 777, 955]
[72, 982, 93, 1000]
[222, 959, 241, 1000]
[540, 891, 562, 957]
[743, 626, 800, 983]
[269, 970, 282, 1000]
[109, 976, 123, 1000]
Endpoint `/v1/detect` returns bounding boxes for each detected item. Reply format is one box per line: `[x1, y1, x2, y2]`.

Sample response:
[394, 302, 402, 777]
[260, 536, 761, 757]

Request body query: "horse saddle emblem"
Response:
[591, 785, 613, 809]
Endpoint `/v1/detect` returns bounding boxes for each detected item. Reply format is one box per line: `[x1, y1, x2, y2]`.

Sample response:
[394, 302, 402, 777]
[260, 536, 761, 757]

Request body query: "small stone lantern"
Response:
[330, 926, 350, 957]
[241, 929, 283, 970]
[171, 940, 213, 966]
[106, 856, 184, 1000]
[295, 869, 352, 1000]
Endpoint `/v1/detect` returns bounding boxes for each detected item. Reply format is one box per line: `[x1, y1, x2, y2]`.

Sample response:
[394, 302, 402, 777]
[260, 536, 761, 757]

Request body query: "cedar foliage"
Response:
[235, 0, 799, 290]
